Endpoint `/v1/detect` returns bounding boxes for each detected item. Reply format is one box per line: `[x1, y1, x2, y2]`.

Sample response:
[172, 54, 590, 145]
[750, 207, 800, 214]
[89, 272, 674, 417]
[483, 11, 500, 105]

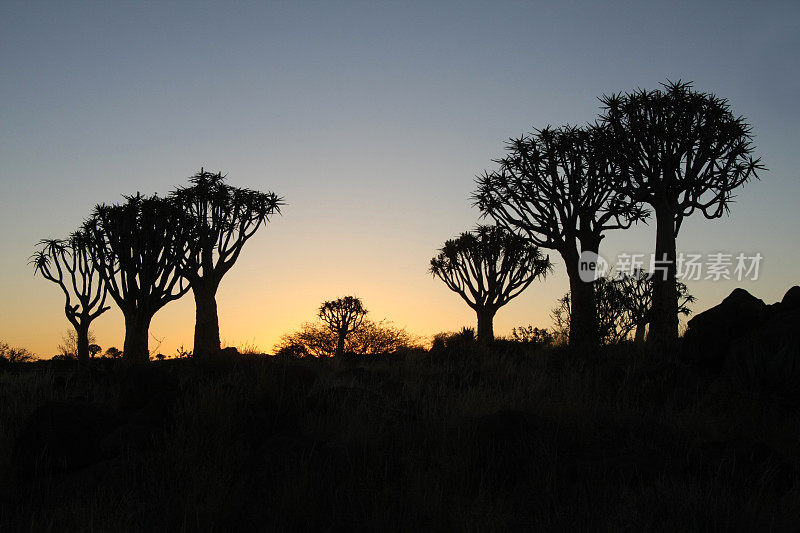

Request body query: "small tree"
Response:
[83, 193, 191, 363]
[600, 80, 763, 349]
[474, 125, 645, 349]
[430, 225, 551, 345]
[274, 318, 419, 357]
[31, 233, 109, 363]
[170, 169, 283, 359]
[550, 294, 571, 346]
[613, 269, 695, 344]
[318, 296, 368, 357]
[104, 346, 123, 359]
[593, 276, 634, 345]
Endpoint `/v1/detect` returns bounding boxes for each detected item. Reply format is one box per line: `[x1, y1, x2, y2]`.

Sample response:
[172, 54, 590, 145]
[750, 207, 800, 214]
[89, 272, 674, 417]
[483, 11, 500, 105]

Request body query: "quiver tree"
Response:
[31, 232, 110, 363]
[83, 193, 191, 363]
[318, 296, 368, 357]
[430, 225, 552, 345]
[474, 124, 645, 349]
[170, 169, 283, 359]
[600, 80, 764, 349]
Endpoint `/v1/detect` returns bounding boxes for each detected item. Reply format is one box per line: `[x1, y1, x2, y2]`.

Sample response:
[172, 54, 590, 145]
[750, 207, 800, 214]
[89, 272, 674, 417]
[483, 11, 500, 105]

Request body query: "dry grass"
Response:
[1, 345, 798, 531]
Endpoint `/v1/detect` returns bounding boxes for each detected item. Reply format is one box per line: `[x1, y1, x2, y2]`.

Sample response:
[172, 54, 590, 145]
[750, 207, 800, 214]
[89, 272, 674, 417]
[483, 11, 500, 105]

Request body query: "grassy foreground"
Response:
[1, 345, 799, 531]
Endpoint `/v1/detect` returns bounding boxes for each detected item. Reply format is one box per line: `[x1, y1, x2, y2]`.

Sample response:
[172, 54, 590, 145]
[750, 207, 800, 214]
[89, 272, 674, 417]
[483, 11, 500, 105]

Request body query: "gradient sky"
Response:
[2, 1, 798, 358]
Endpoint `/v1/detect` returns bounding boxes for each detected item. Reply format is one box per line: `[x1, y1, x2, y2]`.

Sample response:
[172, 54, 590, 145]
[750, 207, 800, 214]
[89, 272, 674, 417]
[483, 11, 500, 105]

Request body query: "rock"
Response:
[723, 288, 800, 403]
[681, 286, 800, 388]
[680, 288, 769, 372]
[12, 400, 122, 477]
[780, 285, 800, 311]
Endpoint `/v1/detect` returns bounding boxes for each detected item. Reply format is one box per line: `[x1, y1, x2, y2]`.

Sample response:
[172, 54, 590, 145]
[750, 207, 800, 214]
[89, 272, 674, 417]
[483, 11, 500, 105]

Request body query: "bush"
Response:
[274, 318, 422, 357]
[510, 326, 554, 348]
[0, 341, 34, 363]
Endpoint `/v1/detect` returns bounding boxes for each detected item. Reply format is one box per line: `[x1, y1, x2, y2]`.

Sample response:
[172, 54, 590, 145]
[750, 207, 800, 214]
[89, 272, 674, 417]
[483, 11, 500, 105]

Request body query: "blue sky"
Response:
[1, 1, 798, 356]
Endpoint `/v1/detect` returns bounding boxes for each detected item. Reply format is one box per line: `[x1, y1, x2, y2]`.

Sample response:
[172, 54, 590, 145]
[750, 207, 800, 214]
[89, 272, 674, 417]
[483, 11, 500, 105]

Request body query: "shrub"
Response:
[0, 341, 34, 363]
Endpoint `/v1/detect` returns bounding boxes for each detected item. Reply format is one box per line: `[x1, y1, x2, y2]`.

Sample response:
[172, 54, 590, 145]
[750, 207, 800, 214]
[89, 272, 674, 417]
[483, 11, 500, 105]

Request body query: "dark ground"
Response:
[1, 344, 799, 531]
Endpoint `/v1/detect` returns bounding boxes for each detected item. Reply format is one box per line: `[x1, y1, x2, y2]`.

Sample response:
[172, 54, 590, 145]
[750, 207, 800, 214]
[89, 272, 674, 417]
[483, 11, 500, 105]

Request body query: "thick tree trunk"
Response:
[123, 312, 152, 363]
[476, 307, 497, 345]
[192, 280, 221, 359]
[648, 204, 679, 351]
[335, 330, 346, 357]
[76, 321, 90, 363]
[563, 244, 599, 351]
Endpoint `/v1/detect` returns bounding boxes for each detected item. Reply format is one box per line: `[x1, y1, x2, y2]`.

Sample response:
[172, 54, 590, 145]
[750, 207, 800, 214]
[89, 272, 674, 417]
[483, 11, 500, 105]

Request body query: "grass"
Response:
[1, 344, 798, 531]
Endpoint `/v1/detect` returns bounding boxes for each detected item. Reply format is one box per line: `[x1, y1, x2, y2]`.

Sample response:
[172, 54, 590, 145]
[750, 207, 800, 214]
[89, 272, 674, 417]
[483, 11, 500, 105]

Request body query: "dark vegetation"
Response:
[474, 124, 645, 350]
[275, 317, 422, 358]
[31, 235, 109, 363]
[599, 82, 763, 349]
[2, 300, 800, 531]
[171, 169, 283, 359]
[33, 170, 282, 363]
[9, 80, 790, 529]
[430, 225, 551, 345]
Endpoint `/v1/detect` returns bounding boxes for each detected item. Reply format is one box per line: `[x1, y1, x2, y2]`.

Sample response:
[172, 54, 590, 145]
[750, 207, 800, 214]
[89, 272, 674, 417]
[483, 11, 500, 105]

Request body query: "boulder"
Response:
[779, 285, 800, 311]
[723, 287, 800, 403]
[680, 288, 769, 372]
[681, 286, 800, 377]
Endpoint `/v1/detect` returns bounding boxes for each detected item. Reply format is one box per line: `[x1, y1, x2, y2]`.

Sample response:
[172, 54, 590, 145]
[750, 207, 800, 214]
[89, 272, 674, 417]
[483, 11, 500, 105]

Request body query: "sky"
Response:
[1, 1, 799, 358]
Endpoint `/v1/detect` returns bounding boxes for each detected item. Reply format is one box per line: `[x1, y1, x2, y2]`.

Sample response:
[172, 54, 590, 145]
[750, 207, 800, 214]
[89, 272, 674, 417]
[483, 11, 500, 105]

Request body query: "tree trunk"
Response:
[563, 244, 599, 351]
[76, 321, 90, 363]
[192, 280, 221, 359]
[648, 204, 679, 351]
[335, 330, 346, 357]
[123, 312, 152, 363]
[476, 307, 497, 345]
[634, 321, 647, 344]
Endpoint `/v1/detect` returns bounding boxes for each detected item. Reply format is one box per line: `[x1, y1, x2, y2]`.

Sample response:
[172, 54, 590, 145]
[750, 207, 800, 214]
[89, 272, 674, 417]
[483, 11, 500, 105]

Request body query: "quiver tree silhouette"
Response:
[430, 225, 552, 345]
[170, 169, 283, 359]
[31, 232, 110, 363]
[600, 80, 764, 349]
[474, 124, 645, 349]
[318, 296, 368, 357]
[83, 193, 191, 363]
